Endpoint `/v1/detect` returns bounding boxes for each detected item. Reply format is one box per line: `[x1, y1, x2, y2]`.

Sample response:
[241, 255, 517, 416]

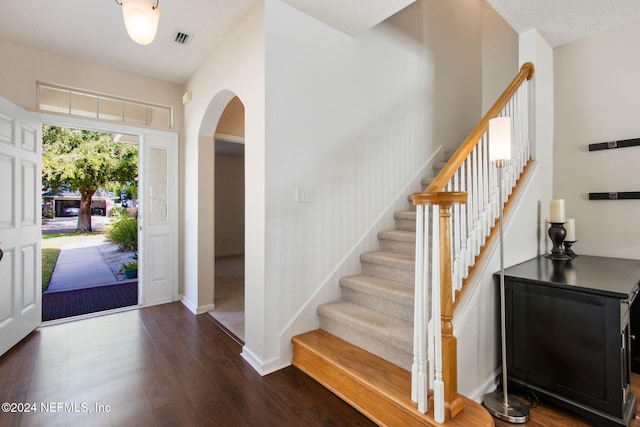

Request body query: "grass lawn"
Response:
[42, 232, 105, 249]
[42, 248, 60, 291]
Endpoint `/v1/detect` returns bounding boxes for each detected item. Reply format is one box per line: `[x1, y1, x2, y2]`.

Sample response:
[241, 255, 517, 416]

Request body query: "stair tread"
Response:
[292, 329, 495, 427]
[378, 230, 416, 242]
[433, 161, 447, 170]
[318, 300, 412, 350]
[361, 250, 414, 270]
[293, 329, 411, 398]
[340, 274, 413, 305]
[394, 210, 416, 219]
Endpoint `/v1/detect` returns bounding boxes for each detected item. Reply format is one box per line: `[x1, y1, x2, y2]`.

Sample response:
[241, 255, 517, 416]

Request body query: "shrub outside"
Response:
[106, 215, 138, 252]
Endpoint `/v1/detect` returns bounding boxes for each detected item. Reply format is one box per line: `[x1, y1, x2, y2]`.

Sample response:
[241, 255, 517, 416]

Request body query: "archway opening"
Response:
[208, 96, 245, 343]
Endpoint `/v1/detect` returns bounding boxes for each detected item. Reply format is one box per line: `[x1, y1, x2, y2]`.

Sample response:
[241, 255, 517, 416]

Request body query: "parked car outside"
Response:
[91, 207, 105, 216]
[61, 206, 80, 216]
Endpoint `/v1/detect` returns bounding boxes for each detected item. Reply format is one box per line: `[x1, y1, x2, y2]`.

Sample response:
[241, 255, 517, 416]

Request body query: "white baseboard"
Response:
[241, 346, 290, 376]
[196, 303, 216, 314]
[179, 295, 197, 314]
[179, 295, 215, 315]
[469, 368, 501, 403]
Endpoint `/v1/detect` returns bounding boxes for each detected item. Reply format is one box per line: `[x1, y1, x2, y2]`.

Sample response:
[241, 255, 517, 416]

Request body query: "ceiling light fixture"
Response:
[115, 0, 161, 45]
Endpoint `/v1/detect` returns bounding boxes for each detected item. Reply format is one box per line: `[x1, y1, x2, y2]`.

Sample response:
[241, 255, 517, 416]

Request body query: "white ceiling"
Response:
[280, 0, 416, 37]
[0, 0, 257, 84]
[486, 0, 640, 48]
[1, 0, 640, 85]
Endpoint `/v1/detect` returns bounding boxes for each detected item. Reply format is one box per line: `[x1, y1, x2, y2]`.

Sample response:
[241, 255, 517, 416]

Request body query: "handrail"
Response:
[425, 62, 534, 194]
[410, 62, 535, 423]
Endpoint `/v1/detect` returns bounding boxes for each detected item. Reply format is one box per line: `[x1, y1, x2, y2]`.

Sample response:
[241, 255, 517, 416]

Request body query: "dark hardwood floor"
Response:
[494, 375, 640, 427]
[0, 303, 375, 427]
[4, 301, 640, 426]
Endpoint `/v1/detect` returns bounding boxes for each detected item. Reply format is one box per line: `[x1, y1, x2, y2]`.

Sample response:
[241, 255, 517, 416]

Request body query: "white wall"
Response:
[0, 41, 183, 131]
[480, 1, 519, 113]
[554, 21, 640, 260]
[181, 1, 266, 369]
[215, 150, 245, 256]
[455, 29, 555, 401]
[0, 40, 185, 299]
[263, 0, 486, 370]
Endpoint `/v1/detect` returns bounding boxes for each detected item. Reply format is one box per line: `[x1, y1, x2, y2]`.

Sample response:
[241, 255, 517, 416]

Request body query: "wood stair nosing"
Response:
[292, 329, 495, 427]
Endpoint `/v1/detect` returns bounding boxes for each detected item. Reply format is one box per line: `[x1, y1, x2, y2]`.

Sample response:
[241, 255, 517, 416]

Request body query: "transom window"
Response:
[36, 83, 172, 129]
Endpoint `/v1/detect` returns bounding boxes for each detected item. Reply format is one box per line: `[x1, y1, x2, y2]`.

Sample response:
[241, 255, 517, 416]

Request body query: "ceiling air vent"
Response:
[173, 31, 193, 47]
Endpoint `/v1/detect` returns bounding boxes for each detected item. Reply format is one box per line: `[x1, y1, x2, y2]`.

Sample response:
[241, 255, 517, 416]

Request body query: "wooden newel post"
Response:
[413, 191, 467, 419]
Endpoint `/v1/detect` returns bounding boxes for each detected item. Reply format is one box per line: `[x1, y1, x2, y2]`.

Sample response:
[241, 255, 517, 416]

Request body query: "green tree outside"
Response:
[42, 125, 138, 232]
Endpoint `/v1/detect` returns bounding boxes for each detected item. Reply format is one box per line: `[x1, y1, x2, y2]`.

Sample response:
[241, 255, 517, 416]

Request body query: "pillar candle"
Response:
[565, 218, 576, 241]
[549, 199, 565, 223]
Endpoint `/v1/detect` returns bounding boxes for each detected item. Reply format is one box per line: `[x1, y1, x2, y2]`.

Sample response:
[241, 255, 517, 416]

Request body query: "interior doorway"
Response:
[208, 96, 246, 343]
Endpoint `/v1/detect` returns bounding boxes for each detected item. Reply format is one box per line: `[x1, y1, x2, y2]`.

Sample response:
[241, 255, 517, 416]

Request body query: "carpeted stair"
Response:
[293, 151, 496, 426]
[316, 159, 446, 372]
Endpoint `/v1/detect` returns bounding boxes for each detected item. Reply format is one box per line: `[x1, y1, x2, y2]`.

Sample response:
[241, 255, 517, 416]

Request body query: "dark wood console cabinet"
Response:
[500, 255, 640, 426]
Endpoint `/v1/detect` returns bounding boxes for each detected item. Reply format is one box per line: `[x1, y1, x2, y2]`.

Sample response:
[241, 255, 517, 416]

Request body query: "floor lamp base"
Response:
[482, 390, 530, 424]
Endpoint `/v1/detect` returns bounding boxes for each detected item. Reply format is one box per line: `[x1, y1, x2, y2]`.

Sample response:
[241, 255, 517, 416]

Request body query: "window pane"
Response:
[149, 198, 167, 223]
[70, 92, 98, 118]
[150, 174, 167, 198]
[123, 102, 146, 126]
[36, 83, 172, 130]
[147, 105, 171, 128]
[38, 86, 69, 114]
[149, 148, 167, 174]
[98, 97, 123, 122]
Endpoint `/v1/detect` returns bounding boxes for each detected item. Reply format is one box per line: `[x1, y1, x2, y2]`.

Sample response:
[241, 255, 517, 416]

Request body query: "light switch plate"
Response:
[296, 188, 313, 203]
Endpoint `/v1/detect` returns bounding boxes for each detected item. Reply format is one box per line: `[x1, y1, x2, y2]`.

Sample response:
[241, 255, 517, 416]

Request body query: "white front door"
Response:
[0, 97, 42, 356]
[138, 131, 178, 306]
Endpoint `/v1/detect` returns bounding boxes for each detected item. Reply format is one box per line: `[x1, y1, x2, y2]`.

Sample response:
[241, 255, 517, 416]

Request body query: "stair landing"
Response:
[292, 329, 494, 427]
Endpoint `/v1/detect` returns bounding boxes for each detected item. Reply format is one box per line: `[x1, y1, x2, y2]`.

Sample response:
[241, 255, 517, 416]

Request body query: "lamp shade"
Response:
[489, 116, 512, 162]
[121, 0, 161, 45]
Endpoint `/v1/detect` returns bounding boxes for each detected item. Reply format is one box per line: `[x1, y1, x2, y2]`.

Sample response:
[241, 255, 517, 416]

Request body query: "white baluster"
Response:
[466, 157, 474, 266]
[431, 204, 444, 423]
[472, 146, 480, 257]
[459, 162, 469, 280]
[412, 205, 424, 406]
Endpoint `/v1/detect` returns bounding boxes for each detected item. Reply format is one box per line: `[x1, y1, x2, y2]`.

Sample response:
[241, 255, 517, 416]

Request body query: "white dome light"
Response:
[117, 0, 161, 45]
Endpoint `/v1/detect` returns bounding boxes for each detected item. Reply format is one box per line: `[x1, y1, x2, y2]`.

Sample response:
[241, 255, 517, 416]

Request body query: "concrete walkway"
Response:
[45, 237, 120, 294]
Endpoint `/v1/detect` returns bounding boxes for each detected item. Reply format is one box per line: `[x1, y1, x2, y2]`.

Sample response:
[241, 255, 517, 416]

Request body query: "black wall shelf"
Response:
[589, 138, 640, 151]
[589, 192, 640, 200]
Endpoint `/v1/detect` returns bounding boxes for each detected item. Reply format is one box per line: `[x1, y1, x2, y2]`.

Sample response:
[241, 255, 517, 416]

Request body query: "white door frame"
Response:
[37, 113, 179, 306]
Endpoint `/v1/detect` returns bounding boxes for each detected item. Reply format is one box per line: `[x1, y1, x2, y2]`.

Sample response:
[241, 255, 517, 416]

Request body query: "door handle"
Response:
[0, 242, 3, 262]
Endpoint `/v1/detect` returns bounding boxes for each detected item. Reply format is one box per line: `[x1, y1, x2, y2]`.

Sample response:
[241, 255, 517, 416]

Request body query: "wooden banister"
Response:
[425, 62, 534, 194]
[410, 62, 535, 422]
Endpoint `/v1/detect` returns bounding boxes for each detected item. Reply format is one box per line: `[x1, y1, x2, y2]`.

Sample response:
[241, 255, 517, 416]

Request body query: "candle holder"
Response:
[563, 240, 578, 258]
[544, 222, 572, 261]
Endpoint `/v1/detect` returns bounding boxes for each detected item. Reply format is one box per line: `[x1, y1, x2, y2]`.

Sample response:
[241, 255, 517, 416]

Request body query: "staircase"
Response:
[315, 173, 440, 372]
[293, 63, 535, 426]
[292, 162, 493, 426]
